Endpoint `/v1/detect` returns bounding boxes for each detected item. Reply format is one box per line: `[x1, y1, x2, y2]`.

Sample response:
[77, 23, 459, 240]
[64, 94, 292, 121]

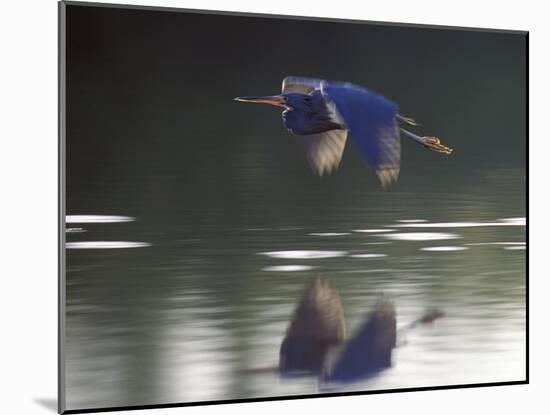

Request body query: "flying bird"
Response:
[235, 76, 452, 187]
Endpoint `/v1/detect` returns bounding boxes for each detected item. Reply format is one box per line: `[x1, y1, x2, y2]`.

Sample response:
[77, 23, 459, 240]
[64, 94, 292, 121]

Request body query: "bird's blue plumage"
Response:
[281, 91, 341, 135]
[321, 82, 401, 184]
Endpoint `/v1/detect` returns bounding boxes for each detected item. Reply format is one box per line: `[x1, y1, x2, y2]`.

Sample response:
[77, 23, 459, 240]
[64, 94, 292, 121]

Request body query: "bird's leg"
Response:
[396, 114, 419, 126]
[400, 128, 453, 155]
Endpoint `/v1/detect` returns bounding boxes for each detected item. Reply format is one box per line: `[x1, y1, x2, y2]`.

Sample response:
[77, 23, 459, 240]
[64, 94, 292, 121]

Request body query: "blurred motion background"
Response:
[64, 4, 526, 411]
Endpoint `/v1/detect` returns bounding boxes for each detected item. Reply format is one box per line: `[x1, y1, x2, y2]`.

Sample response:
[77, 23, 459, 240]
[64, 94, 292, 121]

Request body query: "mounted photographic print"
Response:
[59, 1, 527, 413]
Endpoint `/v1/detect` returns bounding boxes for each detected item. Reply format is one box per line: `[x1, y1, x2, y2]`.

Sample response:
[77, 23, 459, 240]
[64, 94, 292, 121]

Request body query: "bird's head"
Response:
[233, 93, 305, 111]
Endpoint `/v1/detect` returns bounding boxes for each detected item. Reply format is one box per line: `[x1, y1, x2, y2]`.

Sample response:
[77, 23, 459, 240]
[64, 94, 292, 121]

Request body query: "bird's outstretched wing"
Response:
[282, 76, 323, 94]
[321, 81, 401, 187]
[296, 129, 348, 176]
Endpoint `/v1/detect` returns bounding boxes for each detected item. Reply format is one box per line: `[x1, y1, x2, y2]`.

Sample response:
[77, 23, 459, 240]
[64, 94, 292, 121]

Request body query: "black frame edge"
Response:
[525, 31, 529, 384]
[61, 381, 528, 414]
[58, 1, 67, 414]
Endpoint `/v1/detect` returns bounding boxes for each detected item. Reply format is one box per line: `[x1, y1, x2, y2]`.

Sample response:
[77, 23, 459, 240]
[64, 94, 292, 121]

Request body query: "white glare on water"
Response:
[382, 232, 461, 241]
[466, 242, 525, 246]
[308, 232, 351, 237]
[392, 217, 526, 228]
[66, 215, 136, 223]
[66, 227, 86, 234]
[259, 250, 347, 259]
[262, 265, 317, 272]
[420, 246, 469, 252]
[396, 219, 428, 223]
[66, 241, 151, 249]
[352, 229, 395, 233]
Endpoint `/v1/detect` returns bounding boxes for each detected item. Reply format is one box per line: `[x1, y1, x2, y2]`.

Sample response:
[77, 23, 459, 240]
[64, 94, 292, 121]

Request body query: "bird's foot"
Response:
[424, 137, 453, 155]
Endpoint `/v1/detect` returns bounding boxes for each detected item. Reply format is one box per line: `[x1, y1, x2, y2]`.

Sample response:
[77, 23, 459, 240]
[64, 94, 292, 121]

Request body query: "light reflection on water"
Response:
[382, 232, 461, 241]
[420, 246, 469, 252]
[352, 229, 395, 233]
[66, 215, 135, 223]
[467, 242, 526, 246]
[259, 250, 348, 259]
[392, 218, 525, 228]
[65, 209, 526, 409]
[262, 265, 317, 272]
[66, 241, 152, 249]
[349, 253, 387, 258]
[66, 227, 86, 234]
[308, 232, 352, 237]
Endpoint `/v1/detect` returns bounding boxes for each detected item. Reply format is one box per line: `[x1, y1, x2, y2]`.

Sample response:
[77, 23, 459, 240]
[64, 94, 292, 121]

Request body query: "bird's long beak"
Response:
[233, 95, 286, 108]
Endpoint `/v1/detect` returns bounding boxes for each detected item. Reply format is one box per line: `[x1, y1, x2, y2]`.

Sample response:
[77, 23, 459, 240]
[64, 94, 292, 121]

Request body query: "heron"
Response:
[234, 76, 453, 187]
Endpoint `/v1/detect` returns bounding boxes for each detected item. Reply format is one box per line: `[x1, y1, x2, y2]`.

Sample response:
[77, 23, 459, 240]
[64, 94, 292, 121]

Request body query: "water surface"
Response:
[65, 176, 526, 409]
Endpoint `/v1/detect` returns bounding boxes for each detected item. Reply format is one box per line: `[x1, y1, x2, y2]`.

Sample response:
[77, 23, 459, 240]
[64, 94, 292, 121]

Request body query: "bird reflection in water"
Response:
[279, 278, 346, 376]
[278, 277, 444, 388]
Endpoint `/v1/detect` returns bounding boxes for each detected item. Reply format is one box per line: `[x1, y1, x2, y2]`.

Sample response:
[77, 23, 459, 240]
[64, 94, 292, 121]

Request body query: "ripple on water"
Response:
[500, 217, 526, 225]
[466, 242, 525, 246]
[259, 250, 347, 259]
[308, 232, 351, 237]
[349, 253, 387, 258]
[352, 229, 395, 233]
[66, 215, 135, 224]
[382, 232, 461, 241]
[420, 246, 469, 252]
[66, 227, 86, 234]
[66, 241, 151, 249]
[392, 217, 526, 228]
[397, 219, 428, 223]
[504, 246, 526, 250]
[262, 265, 317, 272]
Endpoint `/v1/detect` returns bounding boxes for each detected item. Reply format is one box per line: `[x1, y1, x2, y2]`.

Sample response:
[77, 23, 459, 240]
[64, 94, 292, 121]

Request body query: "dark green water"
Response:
[63, 5, 526, 411]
